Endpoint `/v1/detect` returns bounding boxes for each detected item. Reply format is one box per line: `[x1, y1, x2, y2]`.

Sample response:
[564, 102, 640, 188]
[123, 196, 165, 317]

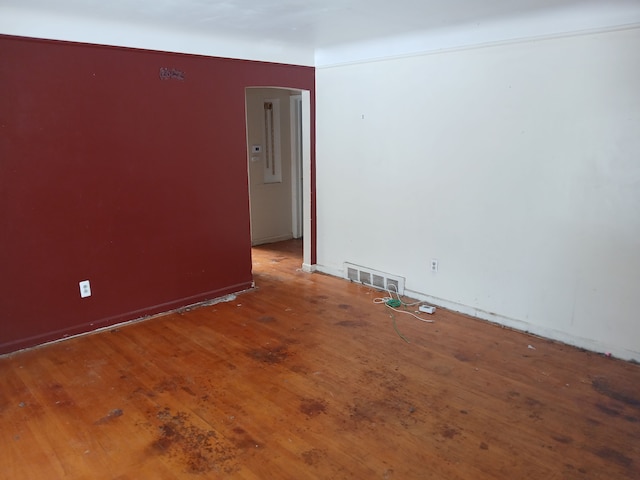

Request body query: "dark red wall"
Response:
[0, 35, 315, 354]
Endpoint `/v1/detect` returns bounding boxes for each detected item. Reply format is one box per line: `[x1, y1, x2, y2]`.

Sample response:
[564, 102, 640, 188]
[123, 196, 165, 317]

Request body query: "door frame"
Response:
[290, 94, 303, 240]
[245, 87, 314, 272]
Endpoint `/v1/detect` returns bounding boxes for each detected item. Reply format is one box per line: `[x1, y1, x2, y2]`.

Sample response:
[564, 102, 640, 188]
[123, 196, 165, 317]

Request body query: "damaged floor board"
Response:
[0, 239, 639, 479]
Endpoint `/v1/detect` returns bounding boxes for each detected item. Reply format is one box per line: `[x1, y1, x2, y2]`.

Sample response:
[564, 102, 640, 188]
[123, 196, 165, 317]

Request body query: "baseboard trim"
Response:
[314, 263, 639, 362]
[0, 282, 254, 356]
[403, 287, 639, 363]
[251, 234, 294, 246]
[301, 263, 317, 273]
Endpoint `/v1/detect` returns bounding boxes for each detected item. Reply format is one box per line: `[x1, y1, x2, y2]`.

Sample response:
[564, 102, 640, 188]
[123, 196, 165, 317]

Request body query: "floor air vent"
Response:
[344, 263, 405, 295]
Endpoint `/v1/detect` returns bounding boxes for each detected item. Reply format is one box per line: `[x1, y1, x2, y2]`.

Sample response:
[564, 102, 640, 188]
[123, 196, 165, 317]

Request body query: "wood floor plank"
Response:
[0, 239, 638, 479]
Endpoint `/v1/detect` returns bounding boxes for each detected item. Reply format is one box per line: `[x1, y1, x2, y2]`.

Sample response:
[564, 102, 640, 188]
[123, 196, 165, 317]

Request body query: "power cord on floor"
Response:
[372, 284, 435, 343]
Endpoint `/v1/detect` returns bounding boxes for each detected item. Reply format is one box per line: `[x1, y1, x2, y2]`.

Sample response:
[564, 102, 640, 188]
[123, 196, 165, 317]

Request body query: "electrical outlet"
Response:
[430, 259, 439, 273]
[79, 280, 91, 298]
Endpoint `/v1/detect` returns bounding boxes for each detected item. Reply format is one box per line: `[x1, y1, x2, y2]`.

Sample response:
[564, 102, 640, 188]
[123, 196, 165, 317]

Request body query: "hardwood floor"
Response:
[1, 239, 639, 479]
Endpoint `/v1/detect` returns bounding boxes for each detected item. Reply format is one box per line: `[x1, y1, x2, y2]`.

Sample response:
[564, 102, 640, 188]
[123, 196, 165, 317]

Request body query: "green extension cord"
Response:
[385, 298, 409, 343]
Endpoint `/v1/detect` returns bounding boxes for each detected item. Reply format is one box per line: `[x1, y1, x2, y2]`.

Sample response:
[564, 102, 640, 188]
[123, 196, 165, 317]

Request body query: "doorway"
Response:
[245, 87, 312, 271]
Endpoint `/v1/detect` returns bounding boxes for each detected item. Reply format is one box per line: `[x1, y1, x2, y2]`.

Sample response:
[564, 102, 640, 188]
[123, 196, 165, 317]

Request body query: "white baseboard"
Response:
[313, 263, 639, 362]
[251, 234, 293, 246]
[301, 263, 317, 273]
[402, 287, 639, 363]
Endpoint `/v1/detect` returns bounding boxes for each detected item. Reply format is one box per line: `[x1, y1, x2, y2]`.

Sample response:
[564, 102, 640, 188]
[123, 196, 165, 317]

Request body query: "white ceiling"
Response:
[2, 0, 640, 65]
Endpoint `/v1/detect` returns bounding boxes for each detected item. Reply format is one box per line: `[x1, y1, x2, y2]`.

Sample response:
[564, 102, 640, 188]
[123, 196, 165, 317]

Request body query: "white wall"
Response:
[316, 27, 640, 361]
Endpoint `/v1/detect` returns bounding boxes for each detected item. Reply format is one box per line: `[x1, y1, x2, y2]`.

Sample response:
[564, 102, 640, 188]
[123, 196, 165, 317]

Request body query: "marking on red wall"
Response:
[159, 67, 185, 80]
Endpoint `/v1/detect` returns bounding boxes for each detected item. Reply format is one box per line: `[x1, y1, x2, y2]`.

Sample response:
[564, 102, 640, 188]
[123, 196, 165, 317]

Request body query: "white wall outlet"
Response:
[79, 280, 91, 298]
[430, 259, 439, 273]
